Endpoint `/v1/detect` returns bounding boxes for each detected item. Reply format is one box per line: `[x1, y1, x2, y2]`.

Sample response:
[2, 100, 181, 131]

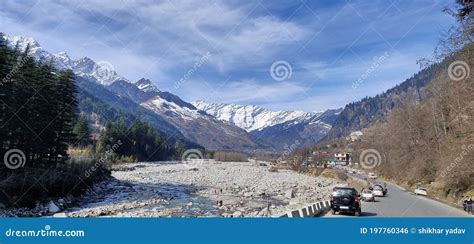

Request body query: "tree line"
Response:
[0, 34, 77, 167]
[96, 119, 182, 162]
[0, 33, 189, 207]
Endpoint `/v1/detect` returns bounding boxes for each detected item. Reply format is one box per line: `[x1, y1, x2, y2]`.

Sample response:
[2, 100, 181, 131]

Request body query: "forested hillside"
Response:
[325, 1, 473, 203]
[323, 64, 439, 141]
[359, 43, 473, 201]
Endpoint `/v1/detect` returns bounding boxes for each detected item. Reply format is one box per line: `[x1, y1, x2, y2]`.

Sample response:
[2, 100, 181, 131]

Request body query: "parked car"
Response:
[414, 187, 427, 196]
[361, 189, 375, 202]
[372, 185, 384, 197]
[330, 187, 361, 216]
[368, 172, 377, 179]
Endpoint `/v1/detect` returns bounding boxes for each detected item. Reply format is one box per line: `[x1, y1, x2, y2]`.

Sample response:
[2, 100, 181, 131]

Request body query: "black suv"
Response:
[330, 187, 361, 216]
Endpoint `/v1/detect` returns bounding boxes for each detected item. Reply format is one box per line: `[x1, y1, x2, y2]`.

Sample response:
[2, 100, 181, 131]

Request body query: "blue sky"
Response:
[0, 0, 455, 112]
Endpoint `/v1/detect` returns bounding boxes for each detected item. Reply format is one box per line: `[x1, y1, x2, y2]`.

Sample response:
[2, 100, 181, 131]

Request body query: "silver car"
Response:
[361, 189, 375, 202]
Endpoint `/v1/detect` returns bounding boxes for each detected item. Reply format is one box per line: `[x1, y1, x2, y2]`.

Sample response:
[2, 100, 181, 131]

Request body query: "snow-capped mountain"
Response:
[135, 78, 160, 93]
[193, 100, 342, 150]
[249, 108, 342, 150]
[192, 100, 327, 132]
[141, 97, 258, 151]
[4, 35, 125, 85]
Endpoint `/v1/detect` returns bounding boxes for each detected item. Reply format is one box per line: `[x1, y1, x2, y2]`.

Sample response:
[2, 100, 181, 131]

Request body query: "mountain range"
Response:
[192, 101, 341, 150]
[4, 34, 339, 152]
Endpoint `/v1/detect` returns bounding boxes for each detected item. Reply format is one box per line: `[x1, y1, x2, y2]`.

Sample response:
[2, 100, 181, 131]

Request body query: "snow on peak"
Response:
[135, 78, 160, 93]
[192, 100, 321, 132]
[3, 34, 126, 86]
[142, 96, 201, 121]
[7, 36, 41, 50]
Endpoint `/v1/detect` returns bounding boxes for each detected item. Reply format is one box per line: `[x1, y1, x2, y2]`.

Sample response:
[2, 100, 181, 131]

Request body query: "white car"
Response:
[372, 185, 385, 197]
[372, 189, 383, 197]
[368, 173, 377, 179]
[414, 187, 427, 196]
[361, 189, 375, 202]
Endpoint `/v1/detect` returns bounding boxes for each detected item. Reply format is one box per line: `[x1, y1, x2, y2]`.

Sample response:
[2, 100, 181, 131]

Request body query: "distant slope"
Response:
[250, 109, 341, 150]
[192, 100, 316, 132]
[107, 78, 260, 151]
[141, 97, 260, 151]
[75, 76, 183, 137]
[76, 77, 200, 149]
[323, 64, 440, 141]
[193, 101, 341, 151]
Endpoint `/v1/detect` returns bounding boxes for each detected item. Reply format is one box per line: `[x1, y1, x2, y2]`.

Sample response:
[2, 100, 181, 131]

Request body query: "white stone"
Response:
[53, 212, 68, 218]
[285, 189, 296, 199]
[232, 211, 243, 217]
[46, 201, 60, 213]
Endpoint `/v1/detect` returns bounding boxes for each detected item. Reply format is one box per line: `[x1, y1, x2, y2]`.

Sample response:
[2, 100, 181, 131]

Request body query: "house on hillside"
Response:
[322, 157, 337, 166]
[334, 152, 352, 165]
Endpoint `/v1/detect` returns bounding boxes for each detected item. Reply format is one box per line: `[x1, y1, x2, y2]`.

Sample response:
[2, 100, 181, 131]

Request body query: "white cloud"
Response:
[0, 0, 454, 112]
[181, 79, 308, 105]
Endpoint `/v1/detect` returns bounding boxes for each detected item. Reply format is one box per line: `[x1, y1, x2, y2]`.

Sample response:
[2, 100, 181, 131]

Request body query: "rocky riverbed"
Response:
[1, 160, 341, 217]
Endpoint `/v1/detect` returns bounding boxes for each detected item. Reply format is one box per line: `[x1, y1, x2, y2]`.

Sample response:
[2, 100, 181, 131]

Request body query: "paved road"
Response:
[326, 172, 470, 217]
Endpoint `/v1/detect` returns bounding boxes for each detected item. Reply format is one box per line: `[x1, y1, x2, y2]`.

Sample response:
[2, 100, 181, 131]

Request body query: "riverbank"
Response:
[51, 160, 341, 217]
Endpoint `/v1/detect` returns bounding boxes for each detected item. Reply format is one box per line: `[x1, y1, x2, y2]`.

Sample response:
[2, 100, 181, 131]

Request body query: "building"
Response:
[334, 152, 352, 165]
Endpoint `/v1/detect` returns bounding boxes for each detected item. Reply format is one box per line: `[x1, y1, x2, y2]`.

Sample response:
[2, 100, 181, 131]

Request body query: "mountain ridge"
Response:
[192, 100, 329, 132]
[193, 100, 342, 150]
[2, 34, 262, 151]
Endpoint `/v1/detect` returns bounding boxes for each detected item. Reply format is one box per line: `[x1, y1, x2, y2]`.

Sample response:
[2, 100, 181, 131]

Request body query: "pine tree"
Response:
[51, 69, 78, 162]
[0, 33, 11, 157]
[73, 115, 92, 147]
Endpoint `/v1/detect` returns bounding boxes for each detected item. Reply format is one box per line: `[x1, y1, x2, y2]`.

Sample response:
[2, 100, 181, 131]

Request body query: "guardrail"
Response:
[278, 200, 331, 217]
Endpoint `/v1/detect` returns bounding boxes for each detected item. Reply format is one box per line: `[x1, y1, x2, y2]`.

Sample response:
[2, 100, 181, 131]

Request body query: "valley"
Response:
[0, 0, 472, 220]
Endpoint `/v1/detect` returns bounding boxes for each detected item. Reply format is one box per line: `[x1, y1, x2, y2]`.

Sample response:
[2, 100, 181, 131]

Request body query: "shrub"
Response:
[213, 151, 248, 162]
[0, 155, 110, 208]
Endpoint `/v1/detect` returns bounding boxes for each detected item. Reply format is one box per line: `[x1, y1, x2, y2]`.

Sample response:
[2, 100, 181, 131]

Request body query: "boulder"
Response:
[53, 212, 68, 218]
[232, 211, 243, 217]
[285, 189, 295, 199]
[46, 201, 60, 213]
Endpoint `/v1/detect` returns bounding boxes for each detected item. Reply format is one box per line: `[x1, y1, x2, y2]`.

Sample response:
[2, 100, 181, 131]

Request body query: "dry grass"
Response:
[320, 169, 348, 181]
[0, 153, 110, 208]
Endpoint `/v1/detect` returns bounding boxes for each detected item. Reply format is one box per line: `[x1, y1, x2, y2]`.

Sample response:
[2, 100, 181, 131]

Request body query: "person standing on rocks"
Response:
[466, 197, 473, 215]
[462, 196, 467, 212]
